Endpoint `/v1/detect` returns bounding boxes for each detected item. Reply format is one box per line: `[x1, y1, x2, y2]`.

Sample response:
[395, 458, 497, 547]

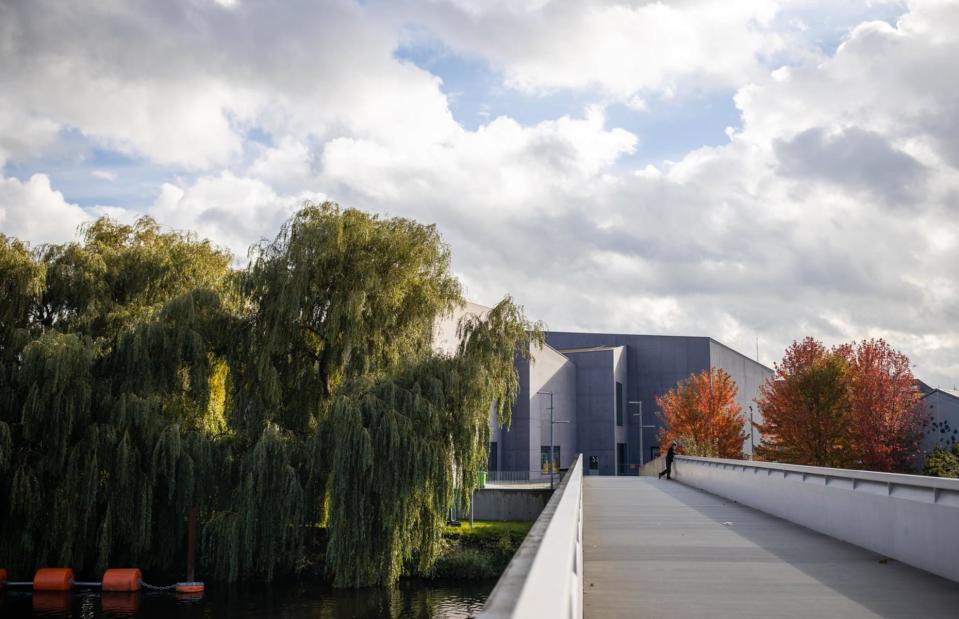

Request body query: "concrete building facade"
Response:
[918, 381, 959, 455]
[494, 332, 773, 477]
[433, 301, 774, 478]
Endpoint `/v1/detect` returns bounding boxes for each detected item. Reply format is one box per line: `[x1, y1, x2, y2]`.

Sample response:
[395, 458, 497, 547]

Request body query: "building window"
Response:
[616, 381, 623, 426]
[617, 442, 626, 475]
[488, 441, 498, 471]
[540, 446, 560, 473]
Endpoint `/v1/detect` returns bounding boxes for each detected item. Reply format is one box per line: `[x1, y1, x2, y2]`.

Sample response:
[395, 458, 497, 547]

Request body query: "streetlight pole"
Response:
[748, 406, 756, 459]
[629, 400, 656, 473]
[538, 391, 568, 489]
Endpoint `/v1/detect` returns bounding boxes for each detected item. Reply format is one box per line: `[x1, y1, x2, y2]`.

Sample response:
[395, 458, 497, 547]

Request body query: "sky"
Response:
[2, 0, 958, 387]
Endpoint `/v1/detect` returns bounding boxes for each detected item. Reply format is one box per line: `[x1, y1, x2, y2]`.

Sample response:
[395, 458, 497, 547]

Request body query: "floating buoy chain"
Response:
[1, 568, 203, 594]
[138, 580, 177, 591]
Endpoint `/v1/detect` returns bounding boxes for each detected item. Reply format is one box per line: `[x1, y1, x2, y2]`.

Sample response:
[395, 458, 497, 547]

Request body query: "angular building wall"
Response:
[919, 387, 959, 456]
[546, 332, 772, 469]
[708, 339, 773, 457]
[435, 306, 773, 477]
[558, 347, 621, 476]
[499, 343, 576, 477]
[547, 333, 714, 469]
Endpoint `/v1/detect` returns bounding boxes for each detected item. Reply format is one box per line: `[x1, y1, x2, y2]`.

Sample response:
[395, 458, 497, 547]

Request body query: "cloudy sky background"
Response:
[2, 0, 958, 386]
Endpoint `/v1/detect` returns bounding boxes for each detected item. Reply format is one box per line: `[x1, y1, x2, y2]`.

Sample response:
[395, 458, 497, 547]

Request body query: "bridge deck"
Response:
[583, 476, 959, 618]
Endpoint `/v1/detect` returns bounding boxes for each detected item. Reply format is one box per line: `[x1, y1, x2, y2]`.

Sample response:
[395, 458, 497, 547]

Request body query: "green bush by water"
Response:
[421, 521, 532, 580]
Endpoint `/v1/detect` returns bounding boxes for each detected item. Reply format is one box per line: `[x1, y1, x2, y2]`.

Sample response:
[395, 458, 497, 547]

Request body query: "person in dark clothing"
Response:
[658, 443, 676, 480]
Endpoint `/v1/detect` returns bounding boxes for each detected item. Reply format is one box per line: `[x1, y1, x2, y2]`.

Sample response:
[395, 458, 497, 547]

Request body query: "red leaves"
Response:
[842, 339, 925, 471]
[754, 338, 851, 467]
[656, 368, 746, 459]
[756, 337, 925, 472]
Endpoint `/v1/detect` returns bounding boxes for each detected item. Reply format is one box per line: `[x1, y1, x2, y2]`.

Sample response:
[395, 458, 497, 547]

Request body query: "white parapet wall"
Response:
[479, 454, 583, 619]
[674, 456, 959, 583]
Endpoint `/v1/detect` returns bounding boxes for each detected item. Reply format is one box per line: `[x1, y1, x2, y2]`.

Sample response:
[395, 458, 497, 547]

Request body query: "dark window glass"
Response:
[487, 441, 498, 471]
[540, 446, 560, 473]
[589, 455, 599, 471]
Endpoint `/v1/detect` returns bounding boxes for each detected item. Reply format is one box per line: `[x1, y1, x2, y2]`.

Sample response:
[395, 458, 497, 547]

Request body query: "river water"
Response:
[0, 579, 496, 618]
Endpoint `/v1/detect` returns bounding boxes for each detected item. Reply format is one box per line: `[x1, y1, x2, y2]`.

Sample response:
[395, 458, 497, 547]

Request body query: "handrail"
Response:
[674, 455, 959, 583]
[677, 455, 959, 493]
[480, 453, 583, 619]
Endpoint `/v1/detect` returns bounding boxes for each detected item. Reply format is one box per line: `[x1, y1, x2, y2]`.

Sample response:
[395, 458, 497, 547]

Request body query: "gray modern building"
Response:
[491, 330, 772, 478]
[434, 301, 773, 477]
[437, 302, 958, 477]
[918, 380, 959, 455]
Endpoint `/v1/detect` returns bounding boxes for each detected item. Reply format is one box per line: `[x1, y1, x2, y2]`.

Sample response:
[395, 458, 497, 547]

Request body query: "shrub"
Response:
[924, 446, 959, 478]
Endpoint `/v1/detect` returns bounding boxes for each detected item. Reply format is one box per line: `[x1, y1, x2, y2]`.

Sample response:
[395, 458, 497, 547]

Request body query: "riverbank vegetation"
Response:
[0, 202, 541, 587]
[426, 521, 532, 580]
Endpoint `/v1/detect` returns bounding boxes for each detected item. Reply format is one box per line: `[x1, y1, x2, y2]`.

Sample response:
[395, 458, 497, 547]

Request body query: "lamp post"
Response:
[629, 400, 656, 473]
[748, 405, 756, 459]
[538, 391, 568, 489]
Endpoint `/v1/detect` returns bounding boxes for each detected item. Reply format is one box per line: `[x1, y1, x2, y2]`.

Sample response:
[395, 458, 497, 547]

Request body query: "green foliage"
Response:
[423, 521, 531, 580]
[924, 445, 959, 478]
[0, 202, 537, 588]
[428, 547, 499, 580]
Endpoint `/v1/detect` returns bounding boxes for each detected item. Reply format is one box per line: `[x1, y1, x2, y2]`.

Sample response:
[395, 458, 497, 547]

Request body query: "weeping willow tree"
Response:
[0, 202, 538, 588]
[0, 219, 232, 577]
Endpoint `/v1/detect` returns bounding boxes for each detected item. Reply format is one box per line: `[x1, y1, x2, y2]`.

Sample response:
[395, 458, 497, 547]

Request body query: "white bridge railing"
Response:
[675, 455, 959, 583]
[479, 453, 583, 619]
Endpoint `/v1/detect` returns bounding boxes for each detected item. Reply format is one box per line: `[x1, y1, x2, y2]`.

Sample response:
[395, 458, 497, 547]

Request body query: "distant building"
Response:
[918, 380, 959, 455]
[434, 301, 773, 478]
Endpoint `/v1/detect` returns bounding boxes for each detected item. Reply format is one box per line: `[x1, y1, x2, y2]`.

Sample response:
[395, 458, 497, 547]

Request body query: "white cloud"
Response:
[314, 0, 959, 386]
[320, 109, 636, 219]
[2, 0, 959, 387]
[0, 174, 92, 245]
[0, 0, 457, 169]
[91, 169, 118, 181]
[248, 137, 314, 192]
[149, 173, 326, 261]
[0, 105, 59, 169]
[400, 0, 788, 99]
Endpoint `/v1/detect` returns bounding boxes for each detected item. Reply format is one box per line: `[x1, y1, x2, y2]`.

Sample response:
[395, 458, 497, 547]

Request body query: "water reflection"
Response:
[0, 579, 494, 618]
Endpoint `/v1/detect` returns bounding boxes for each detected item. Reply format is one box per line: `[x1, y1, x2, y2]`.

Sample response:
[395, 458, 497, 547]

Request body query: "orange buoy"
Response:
[33, 568, 74, 591]
[175, 581, 205, 594]
[102, 568, 141, 592]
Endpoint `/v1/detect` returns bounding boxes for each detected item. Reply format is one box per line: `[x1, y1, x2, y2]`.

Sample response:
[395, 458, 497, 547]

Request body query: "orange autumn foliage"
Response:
[754, 337, 852, 467]
[756, 337, 925, 472]
[656, 367, 746, 458]
[840, 339, 925, 471]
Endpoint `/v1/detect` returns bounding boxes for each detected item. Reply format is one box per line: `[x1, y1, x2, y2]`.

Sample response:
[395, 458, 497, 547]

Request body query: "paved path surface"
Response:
[583, 476, 959, 618]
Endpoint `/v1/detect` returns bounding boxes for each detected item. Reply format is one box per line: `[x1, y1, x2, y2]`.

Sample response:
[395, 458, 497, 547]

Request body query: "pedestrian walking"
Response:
[658, 443, 675, 480]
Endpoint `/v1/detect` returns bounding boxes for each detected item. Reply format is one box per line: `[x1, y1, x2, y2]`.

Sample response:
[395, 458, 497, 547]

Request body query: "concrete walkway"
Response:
[583, 476, 959, 618]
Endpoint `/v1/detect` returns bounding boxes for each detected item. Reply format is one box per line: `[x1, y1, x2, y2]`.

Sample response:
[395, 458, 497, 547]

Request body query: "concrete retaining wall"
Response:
[472, 488, 553, 521]
[675, 456, 959, 583]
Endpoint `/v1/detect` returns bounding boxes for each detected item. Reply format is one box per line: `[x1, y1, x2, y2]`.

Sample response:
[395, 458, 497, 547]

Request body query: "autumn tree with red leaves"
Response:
[754, 338, 852, 467]
[840, 339, 924, 471]
[656, 367, 747, 458]
[756, 337, 925, 472]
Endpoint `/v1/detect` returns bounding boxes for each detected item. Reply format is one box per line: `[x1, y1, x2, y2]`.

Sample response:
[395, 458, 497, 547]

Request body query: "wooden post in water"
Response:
[186, 506, 198, 582]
